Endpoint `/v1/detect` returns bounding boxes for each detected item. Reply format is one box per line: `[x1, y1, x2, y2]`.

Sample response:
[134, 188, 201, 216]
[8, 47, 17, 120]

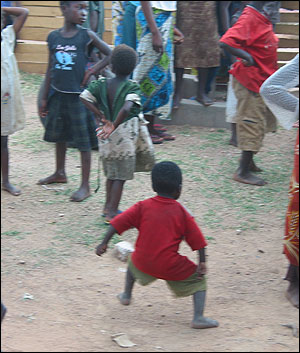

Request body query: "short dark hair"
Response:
[151, 161, 182, 195]
[111, 44, 138, 76]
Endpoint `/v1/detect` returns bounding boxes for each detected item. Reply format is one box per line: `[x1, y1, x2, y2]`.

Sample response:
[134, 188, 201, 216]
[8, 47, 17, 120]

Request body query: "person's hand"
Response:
[39, 99, 48, 118]
[152, 31, 164, 54]
[96, 243, 108, 256]
[241, 55, 255, 67]
[173, 28, 184, 45]
[96, 119, 115, 139]
[196, 262, 207, 280]
[81, 70, 92, 88]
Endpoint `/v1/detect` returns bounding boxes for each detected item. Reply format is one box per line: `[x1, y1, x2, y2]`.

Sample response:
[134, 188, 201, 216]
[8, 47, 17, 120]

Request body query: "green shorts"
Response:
[128, 257, 207, 297]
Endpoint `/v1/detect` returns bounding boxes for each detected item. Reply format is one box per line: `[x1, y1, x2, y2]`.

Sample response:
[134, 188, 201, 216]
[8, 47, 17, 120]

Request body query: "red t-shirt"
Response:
[220, 6, 278, 93]
[110, 196, 207, 281]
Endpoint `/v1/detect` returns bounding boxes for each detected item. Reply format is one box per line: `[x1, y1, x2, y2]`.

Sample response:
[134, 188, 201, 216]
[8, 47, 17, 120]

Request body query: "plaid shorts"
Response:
[43, 91, 98, 152]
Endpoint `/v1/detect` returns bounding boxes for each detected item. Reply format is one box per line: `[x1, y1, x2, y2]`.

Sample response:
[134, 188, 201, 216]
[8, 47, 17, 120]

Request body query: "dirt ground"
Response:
[1, 85, 299, 352]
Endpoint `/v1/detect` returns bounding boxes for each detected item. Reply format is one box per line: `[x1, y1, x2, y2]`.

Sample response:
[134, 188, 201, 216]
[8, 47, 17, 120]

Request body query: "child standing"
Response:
[38, 1, 111, 202]
[1, 6, 28, 195]
[96, 161, 219, 329]
[220, 1, 280, 186]
[80, 44, 155, 224]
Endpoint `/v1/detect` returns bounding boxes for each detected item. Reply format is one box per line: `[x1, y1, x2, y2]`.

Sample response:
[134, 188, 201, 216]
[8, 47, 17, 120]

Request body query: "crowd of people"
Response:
[1, 0, 299, 333]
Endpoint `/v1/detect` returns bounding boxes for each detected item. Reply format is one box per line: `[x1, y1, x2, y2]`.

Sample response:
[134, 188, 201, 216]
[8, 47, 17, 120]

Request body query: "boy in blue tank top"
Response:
[38, 1, 111, 202]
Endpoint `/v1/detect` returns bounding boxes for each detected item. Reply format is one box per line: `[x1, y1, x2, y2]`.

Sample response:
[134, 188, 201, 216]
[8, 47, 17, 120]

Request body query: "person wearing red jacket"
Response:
[220, 1, 280, 186]
[96, 161, 219, 329]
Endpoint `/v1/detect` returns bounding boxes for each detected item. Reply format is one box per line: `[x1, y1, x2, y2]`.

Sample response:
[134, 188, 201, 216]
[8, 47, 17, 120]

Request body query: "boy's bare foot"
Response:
[233, 172, 267, 186]
[37, 173, 67, 185]
[285, 283, 299, 308]
[238, 159, 263, 172]
[191, 317, 219, 329]
[70, 187, 90, 202]
[2, 182, 21, 196]
[117, 293, 131, 306]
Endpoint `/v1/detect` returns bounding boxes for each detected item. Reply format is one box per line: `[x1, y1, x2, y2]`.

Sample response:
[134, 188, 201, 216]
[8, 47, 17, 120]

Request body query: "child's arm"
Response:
[80, 96, 105, 126]
[196, 248, 207, 280]
[96, 101, 134, 139]
[96, 225, 118, 256]
[2, 6, 28, 35]
[81, 31, 112, 87]
[219, 42, 255, 67]
[39, 50, 52, 118]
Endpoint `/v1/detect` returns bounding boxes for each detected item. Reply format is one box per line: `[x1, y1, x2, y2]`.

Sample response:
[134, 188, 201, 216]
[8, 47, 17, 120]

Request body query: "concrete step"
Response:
[277, 48, 299, 61]
[277, 33, 299, 47]
[162, 99, 228, 129]
[276, 22, 299, 35]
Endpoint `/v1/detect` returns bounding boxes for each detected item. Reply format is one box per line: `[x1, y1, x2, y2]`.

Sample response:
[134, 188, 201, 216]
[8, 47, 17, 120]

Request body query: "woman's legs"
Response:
[196, 68, 214, 106]
[1, 136, 21, 196]
[37, 142, 67, 184]
[70, 150, 91, 202]
[144, 114, 164, 144]
[173, 68, 184, 109]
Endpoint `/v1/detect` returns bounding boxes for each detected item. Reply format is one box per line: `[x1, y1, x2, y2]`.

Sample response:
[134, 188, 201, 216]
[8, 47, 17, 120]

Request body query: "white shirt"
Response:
[150, 1, 176, 11]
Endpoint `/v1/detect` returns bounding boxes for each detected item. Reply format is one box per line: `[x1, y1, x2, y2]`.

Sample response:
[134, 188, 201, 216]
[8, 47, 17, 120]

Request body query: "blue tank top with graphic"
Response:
[47, 27, 91, 94]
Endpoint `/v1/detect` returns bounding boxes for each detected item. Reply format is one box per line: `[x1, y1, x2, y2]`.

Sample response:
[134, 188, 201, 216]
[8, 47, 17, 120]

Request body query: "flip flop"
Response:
[102, 210, 123, 218]
[157, 132, 176, 141]
[150, 135, 164, 144]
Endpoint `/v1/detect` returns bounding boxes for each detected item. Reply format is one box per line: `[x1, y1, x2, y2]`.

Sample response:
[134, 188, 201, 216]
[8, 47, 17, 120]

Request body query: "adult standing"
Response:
[133, 1, 183, 143]
[173, 1, 221, 108]
[260, 54, 299, 308]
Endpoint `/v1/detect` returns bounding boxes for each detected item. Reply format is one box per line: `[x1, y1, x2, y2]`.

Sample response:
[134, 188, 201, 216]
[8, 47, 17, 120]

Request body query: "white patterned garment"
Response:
[1, 25, 26, 136]
[260, 54, 299, 130]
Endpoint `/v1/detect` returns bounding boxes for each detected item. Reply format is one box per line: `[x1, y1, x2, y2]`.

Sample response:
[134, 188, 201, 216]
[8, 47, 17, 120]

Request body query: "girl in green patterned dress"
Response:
[80, 44, 155, 223]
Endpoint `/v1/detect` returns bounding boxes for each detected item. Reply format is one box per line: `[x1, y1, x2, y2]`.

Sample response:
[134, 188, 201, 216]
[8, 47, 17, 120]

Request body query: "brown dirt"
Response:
[1, 91, 299, 352]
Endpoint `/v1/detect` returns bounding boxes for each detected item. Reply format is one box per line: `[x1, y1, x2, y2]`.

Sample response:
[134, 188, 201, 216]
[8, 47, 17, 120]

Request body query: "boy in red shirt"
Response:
[220, 1, 280, 186]
[96, 161, 219, 329]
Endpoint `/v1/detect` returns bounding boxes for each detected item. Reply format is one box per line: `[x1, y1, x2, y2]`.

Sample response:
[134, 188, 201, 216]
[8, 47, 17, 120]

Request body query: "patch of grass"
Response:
[2, 230, 22, 237]
[20, 71, 44, 95]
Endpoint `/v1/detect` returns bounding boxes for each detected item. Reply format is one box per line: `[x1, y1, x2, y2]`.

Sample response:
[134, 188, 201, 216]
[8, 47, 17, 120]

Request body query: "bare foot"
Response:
[37, 173, 67, 185]
[173, 94, 181, 109]
[238, 159, 263, 172]
[249, 160, 263, 173]
[285, 282, 299, 308]
[70, 186, 90, 202]
[196, 95, 214, 107]
[233, 172, 267, 186]
[117, 293, 131, 306]
[191, 317, 219, 329]
[2, 182, 21, 196]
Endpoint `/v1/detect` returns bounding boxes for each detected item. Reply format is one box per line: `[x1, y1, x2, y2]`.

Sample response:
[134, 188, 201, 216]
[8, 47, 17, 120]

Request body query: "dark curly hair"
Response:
[151, 161, 182, 195]
[111, 44, 138, 76]
[60, 1, 77, 7]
